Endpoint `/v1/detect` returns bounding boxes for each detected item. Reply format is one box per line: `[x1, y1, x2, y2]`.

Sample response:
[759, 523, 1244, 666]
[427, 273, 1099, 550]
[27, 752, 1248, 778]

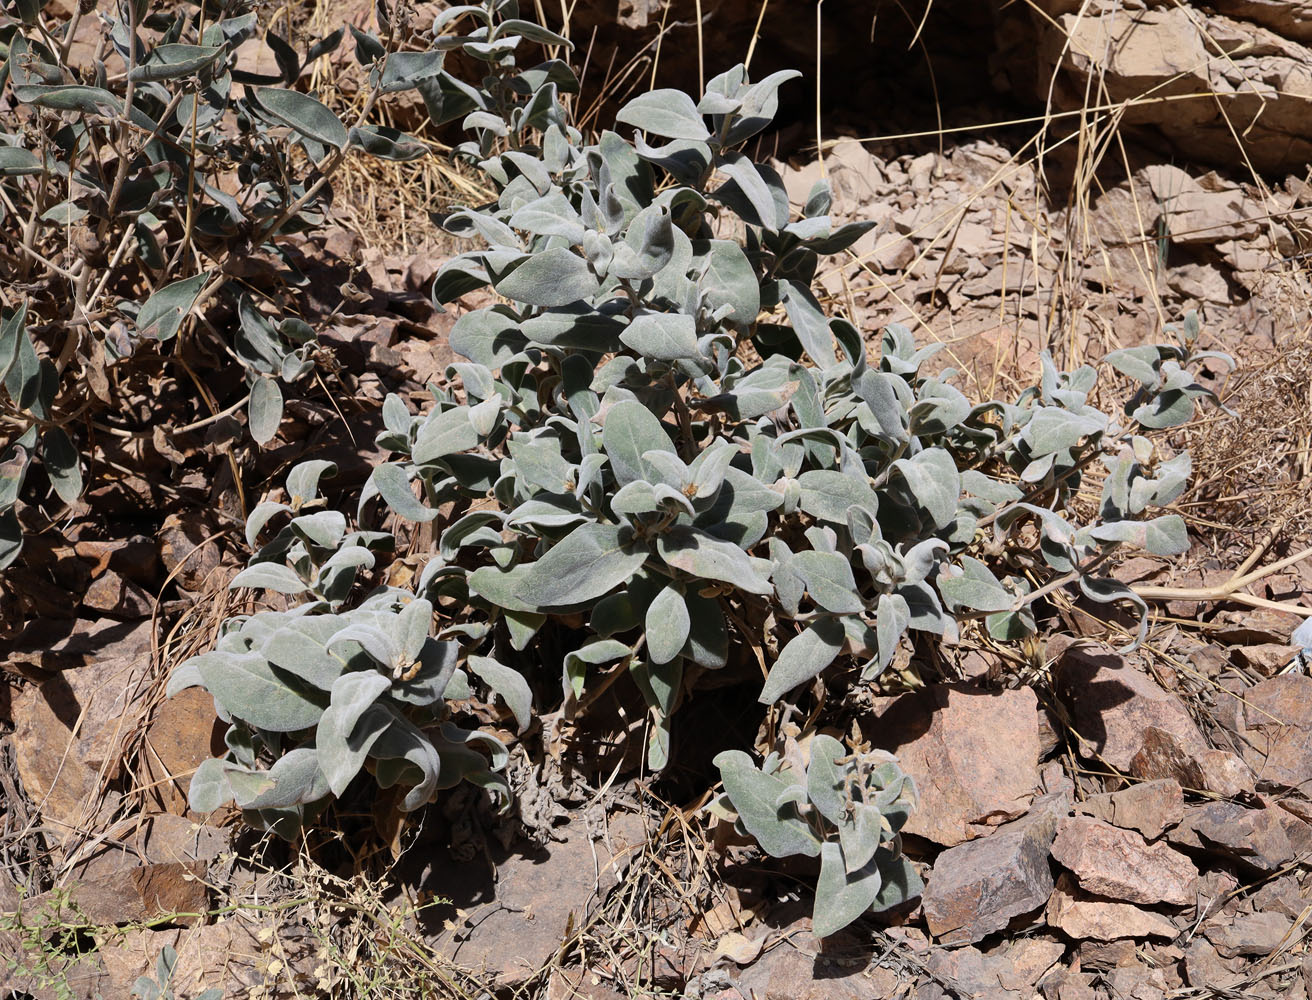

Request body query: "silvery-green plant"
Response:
[713, 737, 920, 936]
[169, 0, 1229, 922]
[167, 460, 514, 837]
[0, 0, 459, 568]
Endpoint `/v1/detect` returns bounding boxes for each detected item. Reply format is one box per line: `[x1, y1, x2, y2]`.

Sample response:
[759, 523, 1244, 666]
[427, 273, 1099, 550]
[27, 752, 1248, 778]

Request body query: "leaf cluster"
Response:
[163, 1, 1229, 935]
[0, 0, 475, 565]
[713, 737, 921, 935]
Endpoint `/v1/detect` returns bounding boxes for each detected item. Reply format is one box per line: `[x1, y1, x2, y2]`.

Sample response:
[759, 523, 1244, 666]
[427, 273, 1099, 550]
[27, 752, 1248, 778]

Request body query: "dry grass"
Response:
[8, 0, 1312, 995]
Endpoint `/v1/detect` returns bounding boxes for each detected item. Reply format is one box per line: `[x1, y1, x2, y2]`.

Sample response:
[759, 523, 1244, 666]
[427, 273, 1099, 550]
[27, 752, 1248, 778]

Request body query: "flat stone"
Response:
[1055, 644, 1209, 772]
[1039, 969, 1098, 1000]
[81, 569, 154, 619]
[1240, 676, 1312, 790]
[1045, 874, 1179, 942]
[1127, 727, 1252, 796]
[140, 686, 228, 816]
[927, 938, 1066, 999]
[1169, 801, 1296, 873]
[75, 813, 229, 881]
[1183, 939, 1245, 988]
[9, 862, 208, 929]
[1106, 964, 1169, 1000]
[869, 684, 1041, 846]
[546, 969, 627, 1000]
[6, 620, 153, 856]
[1075, 779, 1183, 840]
[734, 942, 902, 1000]
[1235, 643, 1298, 676]
[1205, 911, 1294, 958]
[1050, 816, 1196, 907]
[422, 811, 647, 989]
[921, 807, 1058, 944]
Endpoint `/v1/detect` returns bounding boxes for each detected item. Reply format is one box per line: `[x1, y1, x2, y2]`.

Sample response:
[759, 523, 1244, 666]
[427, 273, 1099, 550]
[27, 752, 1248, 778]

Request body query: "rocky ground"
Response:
[3, 1, 1312, 998]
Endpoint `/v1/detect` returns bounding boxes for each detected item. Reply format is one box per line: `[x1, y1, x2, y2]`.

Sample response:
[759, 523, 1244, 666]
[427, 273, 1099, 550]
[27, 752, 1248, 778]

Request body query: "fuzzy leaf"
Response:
[813, 841, 883, 937]
[616, 89, 710, 141]
[758, 618, 845, 703]
[495, 247, 598, 307]
[193, 651, 325, 732]
[137, 272, 209, 341]
[646, 584, 690, 665]
[521, 523, 647, 607]
[714, 750, 821, 858]
[467, 655, 533, 733]
[657, 525, 772, 595]
[256, 87, 348, 149]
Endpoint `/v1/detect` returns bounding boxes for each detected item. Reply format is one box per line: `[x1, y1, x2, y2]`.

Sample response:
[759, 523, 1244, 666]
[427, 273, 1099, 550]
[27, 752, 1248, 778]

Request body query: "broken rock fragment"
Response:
[921, 807, 1058, 944]
[1074, 779, 1183, 840]
[1050, 816, 1196, 907]
[1045, 874, 1179, 942]
[869, 684, 1041, 846]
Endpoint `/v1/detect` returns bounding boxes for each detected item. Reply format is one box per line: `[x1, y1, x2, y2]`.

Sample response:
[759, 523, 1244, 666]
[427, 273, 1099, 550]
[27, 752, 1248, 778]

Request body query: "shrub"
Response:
[0, 0, 465, 566]
[165, 0, 1228, 933]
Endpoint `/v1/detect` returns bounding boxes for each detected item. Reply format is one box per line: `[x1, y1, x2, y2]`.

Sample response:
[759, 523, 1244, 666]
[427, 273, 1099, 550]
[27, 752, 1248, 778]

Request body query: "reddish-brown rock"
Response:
[1050, 817, 1196, 907]
[7, 620, 153, 856]
[1045, 874, 1179, 942]
[1056, 645, 1208, 771]
[1234, 643, 1298, 676]
[1205, 911, 1294, 958]
[733, 940, 902, 1000]
[926, 937, 1066, 998]
[140, 687, 228, 817]
[1127, 727, 1252, 797]
[1239, 675, 1312, 789]
[921, 808, 1058, 944]
[1170, 801, 1298, 873]
[1075, 779, 1183, 840]
[1184, 939, 1245, 989]
[868, 684, 1041, 846]
[9, 862, 208, 929]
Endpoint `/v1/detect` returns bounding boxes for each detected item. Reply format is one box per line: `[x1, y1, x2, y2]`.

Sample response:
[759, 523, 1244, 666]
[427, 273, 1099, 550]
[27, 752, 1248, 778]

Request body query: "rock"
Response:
[1183, 939, 1245, 989]
[140, 687, 227, 816]
[546, 969, 627, 1000]
[1055, 645, 1207, 771]
[1211, 608, 1304, 645]
[1075, 779, 1183, 840]
[1235, 643, 1298, 676]
[9, 862, 208, 930]
[6, 620, 153, 856]
[81, 569, 154, 619]
[423, 811, 647, 988]
[1127, 727, 1252, 797]
[868, 684, 1041, 846]
[1045, 874, 1179, 942]
[1170, 801, 1298, 873]
[1239, 675, 1312, 789]
[1024, 1, 1312, 172]
[1050, 817, 1196, 907]
[994, 937, 1068, 991]
[1205, 910, 1294, 958]
[1077, 938, 1140, 970]
[1056, 644, 1246, 794]
[927, 937, 1065, 999]
[734, 942, 902, 1000]
[921, 807, 1058, 944]
[98, 919, 272, 998]
[1105, 964, 1169, 1000]
[157, 512, 228, 593]
[1250, 874, 1309, 919]
[74, 813, 229, 882]
[1038, 969, 1098, 1000]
